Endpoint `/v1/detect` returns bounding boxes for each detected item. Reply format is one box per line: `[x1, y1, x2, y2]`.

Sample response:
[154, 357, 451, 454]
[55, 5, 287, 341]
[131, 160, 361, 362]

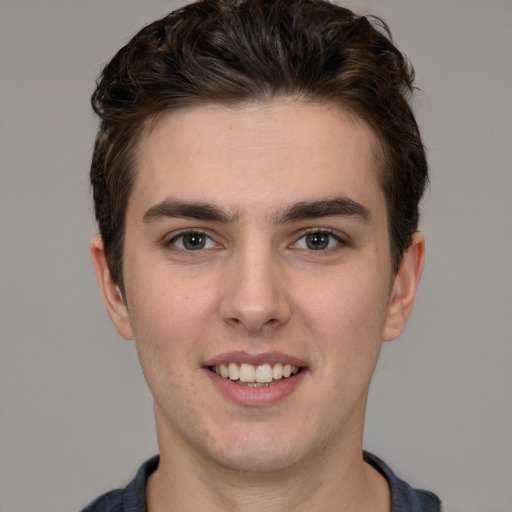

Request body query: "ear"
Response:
[90, 234, 134, 340]
[382, 232, 425, 341]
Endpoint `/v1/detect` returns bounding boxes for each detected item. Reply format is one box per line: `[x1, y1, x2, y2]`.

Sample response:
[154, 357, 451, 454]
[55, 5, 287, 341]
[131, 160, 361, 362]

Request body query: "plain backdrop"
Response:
[1, 1, 511, 511]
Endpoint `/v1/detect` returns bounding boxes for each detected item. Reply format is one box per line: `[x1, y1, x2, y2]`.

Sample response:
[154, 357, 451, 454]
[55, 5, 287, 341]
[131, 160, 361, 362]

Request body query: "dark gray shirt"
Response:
[80, 452, 441, 511]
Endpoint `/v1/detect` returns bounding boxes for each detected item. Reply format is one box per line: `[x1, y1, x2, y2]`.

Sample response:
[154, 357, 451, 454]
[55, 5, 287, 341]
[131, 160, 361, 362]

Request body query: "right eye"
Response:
[291, 229, 346, 252]
[169, 231, 217, 251]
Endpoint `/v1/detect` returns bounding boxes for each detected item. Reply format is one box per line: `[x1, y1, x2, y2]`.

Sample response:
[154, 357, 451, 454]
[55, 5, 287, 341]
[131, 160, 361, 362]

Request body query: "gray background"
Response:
[1, 1, 511, 511]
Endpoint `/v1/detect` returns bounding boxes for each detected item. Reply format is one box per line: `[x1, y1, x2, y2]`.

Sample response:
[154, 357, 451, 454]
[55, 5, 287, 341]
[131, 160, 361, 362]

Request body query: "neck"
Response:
[146, 416, 390, 512]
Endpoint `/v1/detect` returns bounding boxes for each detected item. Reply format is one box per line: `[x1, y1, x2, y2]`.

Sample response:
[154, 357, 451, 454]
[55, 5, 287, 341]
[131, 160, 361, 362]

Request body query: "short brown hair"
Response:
[91, 0, 428, 294]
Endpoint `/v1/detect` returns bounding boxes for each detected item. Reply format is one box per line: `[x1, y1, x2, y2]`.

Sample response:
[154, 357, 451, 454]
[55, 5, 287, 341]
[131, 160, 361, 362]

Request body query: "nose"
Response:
[219, 244, 292, 334]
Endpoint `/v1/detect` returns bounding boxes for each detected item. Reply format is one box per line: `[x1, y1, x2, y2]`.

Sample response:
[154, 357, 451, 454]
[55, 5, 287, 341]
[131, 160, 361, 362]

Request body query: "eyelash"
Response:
[166, 230, 219, 253]
[292, 229, 348, 251]
[165, 228, 348, 254]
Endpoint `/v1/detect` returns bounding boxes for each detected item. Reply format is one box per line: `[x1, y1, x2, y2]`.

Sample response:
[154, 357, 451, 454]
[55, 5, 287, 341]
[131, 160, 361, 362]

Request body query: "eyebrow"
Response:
[143, 200, 235, 224]
[279, 197, 371, 223]
[142, 196, 371, 225]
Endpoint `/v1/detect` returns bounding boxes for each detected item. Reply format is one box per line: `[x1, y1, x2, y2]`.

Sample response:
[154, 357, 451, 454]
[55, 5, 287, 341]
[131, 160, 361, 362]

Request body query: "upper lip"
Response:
[203, 351, 308, 368]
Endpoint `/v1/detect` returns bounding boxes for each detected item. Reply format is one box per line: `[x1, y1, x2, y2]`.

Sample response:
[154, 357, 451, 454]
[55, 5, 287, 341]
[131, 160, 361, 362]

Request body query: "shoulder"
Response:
[363, 451, 442, 512]
[79, 456, 160, 512]
[80, 489, 124, 512]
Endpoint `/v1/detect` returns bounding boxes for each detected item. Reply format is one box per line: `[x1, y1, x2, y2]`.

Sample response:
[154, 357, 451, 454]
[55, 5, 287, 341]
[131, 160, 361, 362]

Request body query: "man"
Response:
[83, 0, 441, 510]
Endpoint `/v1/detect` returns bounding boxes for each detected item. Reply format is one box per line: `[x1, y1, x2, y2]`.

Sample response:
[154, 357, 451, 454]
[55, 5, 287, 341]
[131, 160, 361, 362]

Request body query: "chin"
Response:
[215, 447, 300, 474]
[203, 426, 317, 474]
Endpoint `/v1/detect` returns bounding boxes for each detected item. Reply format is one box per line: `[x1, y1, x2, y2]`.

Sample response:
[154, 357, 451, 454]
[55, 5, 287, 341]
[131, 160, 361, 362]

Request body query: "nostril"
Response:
[219, 269, 292, 333]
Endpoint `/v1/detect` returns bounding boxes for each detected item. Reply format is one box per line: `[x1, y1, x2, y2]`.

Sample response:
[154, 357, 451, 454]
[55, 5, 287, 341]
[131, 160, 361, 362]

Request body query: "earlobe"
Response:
[382, 232, 425, 341]
[90, 234, 134, 340]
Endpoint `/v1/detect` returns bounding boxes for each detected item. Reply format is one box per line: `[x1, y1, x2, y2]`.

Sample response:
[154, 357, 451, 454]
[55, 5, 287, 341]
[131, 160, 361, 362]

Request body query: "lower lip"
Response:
[203, 368, 307, 406]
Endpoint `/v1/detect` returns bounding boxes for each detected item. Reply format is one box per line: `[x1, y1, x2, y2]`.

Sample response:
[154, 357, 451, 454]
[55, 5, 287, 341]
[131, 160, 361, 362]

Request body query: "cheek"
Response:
[306, 271, 390, 338]
[124, 255, 217, 333]
[301, 267, 391, 377]
[123, 270, 212, 373]
[126, 282, 212, 410]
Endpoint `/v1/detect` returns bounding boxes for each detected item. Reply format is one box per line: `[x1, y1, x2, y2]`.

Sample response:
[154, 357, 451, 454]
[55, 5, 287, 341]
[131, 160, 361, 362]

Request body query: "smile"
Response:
[209, 362, 301, 386]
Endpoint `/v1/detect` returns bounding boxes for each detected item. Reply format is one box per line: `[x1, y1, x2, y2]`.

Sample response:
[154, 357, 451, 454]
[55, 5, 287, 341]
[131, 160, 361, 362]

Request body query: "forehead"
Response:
[130, 100, 386, 222]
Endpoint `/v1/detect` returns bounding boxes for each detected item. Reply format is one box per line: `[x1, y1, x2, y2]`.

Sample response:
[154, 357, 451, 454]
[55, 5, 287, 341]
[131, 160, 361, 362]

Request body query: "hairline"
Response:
[111, 95, 394, 296]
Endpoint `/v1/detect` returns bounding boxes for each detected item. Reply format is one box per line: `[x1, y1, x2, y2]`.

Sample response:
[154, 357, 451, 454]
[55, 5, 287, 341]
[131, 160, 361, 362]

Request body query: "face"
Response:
[92, 100, 424, 474]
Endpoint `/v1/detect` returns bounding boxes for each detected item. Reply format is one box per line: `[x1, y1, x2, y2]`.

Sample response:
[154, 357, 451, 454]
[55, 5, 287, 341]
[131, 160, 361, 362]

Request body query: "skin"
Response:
[91, 100, 424, 512]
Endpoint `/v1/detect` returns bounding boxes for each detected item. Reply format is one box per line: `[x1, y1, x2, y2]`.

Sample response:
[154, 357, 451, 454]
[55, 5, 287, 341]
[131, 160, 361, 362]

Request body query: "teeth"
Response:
[228, 362, 239, 380]
[256, 364, 273, 383]
[239, 363, 256, 382]
[272, 363, 283, 379]
[214, 362, 300, 383]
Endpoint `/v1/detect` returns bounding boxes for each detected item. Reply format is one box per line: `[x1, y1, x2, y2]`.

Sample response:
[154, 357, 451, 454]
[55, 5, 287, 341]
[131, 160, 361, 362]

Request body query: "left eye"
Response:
[293, 231, 342, 251]
[170, 231, 217, 251]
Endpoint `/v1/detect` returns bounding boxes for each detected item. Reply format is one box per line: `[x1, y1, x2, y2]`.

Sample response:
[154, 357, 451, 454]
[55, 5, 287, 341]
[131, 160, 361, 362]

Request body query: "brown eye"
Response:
[170, 231, 216, 251]
[182, 232, 206, 250]
[305, 232, 331, 250]
[292, 230, 345, 251]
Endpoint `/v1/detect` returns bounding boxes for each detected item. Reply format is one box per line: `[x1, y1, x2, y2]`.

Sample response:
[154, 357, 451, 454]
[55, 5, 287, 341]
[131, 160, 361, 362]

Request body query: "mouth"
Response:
[208, 362, 302, 387]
